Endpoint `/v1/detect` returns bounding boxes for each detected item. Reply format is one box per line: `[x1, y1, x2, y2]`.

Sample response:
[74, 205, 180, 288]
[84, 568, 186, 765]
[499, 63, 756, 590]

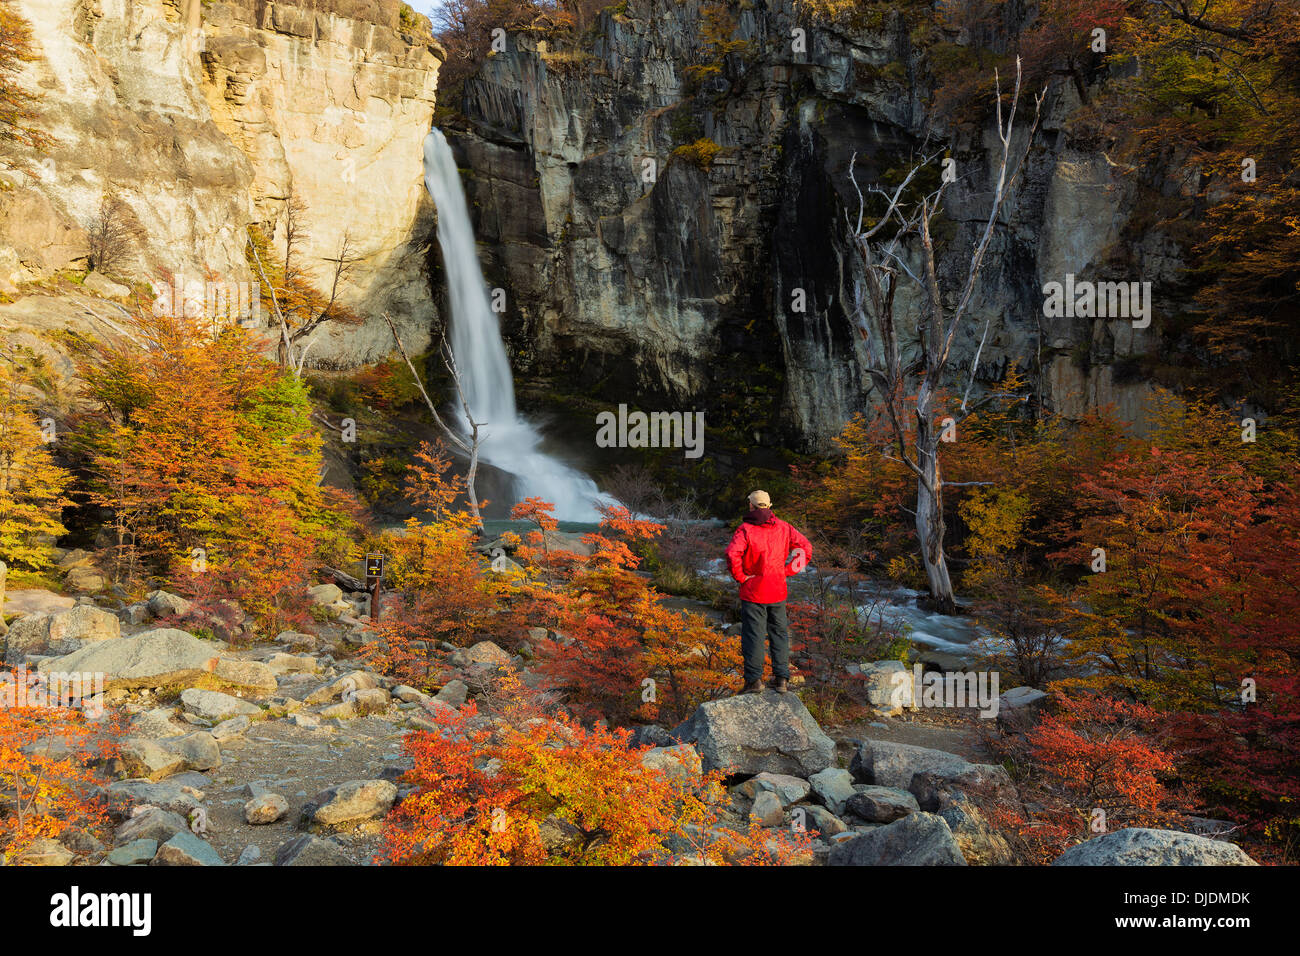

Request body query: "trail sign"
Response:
[365, 554, 384, 580]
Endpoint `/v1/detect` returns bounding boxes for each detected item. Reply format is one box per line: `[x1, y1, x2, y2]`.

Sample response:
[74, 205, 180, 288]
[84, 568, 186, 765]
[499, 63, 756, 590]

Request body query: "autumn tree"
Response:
[0, 694, 111, 861]
[73, 308, 355, 625]
[0, 0, 50, 154]
[0, 350, 70, 571]
[381, 674, 809, 865]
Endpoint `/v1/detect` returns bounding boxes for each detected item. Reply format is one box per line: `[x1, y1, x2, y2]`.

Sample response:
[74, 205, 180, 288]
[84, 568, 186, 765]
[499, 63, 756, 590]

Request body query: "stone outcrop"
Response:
[675, 688, 835, 777]
[449, 0, 1173, 450]
[2, 0, 444, 368]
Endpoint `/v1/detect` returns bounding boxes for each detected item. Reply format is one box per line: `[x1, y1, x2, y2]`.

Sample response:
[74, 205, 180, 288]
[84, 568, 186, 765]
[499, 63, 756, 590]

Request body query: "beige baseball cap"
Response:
[747, 490, 772, 509]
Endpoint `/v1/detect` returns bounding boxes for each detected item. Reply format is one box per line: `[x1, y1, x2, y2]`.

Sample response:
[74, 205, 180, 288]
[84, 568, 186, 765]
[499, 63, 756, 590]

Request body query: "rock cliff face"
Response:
[0, 0, 443, 366]
[448, 0, 1172, 450]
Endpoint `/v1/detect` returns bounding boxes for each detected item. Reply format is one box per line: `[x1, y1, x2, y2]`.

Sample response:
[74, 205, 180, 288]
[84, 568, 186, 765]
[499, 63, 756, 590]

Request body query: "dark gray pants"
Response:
[740, 600, 789, 684]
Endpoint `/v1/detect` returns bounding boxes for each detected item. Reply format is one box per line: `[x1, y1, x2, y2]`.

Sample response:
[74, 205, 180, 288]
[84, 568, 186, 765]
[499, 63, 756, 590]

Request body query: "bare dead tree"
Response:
[86, 194, 145, 276]
[381, 313, 485, 528]
[846, 57, 1045, 614]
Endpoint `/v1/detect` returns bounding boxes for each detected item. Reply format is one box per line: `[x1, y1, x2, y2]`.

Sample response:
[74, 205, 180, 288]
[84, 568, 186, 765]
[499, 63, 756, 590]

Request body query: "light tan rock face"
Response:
[1, 0, 442, 366]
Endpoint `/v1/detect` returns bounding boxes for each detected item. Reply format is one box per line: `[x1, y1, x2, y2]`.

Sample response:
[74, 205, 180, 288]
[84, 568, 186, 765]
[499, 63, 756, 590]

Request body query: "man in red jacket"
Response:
[725, 490, 812, 694]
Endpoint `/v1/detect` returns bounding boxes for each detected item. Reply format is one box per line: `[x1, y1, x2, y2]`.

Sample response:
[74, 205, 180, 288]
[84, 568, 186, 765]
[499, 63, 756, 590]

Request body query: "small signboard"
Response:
[365, 554, 384, 580]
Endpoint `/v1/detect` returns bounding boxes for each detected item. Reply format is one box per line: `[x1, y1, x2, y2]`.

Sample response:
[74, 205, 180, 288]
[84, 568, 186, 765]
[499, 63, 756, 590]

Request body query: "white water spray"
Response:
[422, 129, 614, 522]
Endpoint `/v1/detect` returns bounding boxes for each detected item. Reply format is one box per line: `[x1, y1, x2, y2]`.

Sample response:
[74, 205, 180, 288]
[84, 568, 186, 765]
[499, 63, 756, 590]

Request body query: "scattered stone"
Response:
[274, 834, 352, 866]
[107, 839, 159, 866]
[12, 837, 76, 865]
[307, 583, 343, 606]
[180, 687, 260, 722]
[801, 804, 848, 838]
[275, 631, 317, 652]
[809, 767, 857, 816]
[433, 679, 468, 707]
[162, 731, 222, 771]
[734, 772, 811, 806]
[114, 808, 189, 846]
[291, 712, 321, 729]
[152, 830, 224, 866]
[1051, 828, 1258, 866]
[850, 739, 972, 789]
[129, 707, 188, 739]
[319, 700, 356, 720]
[845, 786, 920, 823]
[236, 845, 263, 865]
[146, 590, 193, 619]
[828, 813, 968, 866]
[244, 792, 289, 825]
[460, 640, 512, 669]
[860, 660, 914, 712]
[213, 658, 277, 693]
[266, 652, 318, 675]
[352, 687, 391, 714]
[749, 790, 785, 827]
[304, 670, 380, 705]
[675, 689, 835, 777]
[107, 779, 204, 816]
[211, 715, 250, 741]
[310, 779, 397, 826]
[116, 738, 186, 781]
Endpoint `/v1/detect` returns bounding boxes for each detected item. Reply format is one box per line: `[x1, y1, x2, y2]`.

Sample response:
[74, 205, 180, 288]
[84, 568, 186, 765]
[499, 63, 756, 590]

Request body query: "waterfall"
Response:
[421, 129, 614, 523]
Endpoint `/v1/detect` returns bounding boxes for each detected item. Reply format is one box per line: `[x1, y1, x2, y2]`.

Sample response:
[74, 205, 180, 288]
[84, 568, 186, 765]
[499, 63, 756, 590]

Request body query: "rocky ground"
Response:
[0, 571, 1262, 867]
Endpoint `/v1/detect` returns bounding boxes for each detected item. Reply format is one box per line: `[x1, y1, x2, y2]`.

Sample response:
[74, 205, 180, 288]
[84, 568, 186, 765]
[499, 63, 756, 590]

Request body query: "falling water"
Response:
[422, 129, 614, 522]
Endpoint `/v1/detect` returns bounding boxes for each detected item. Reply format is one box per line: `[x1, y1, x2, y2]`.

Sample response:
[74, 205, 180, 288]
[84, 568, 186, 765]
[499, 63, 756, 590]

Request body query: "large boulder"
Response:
[851, 740, 1012, 811]
[4, 604, 120, 663]
[152, 831, 224, 866]
[828, 812, 968, 866]
[213, 658, 278, 694]
[1051, 828, 1258, 866]
[35, 629, 219, 690]
[845, 786, 920, 823]
[675, 689, 835, 777]
[309, 779, 397, 826]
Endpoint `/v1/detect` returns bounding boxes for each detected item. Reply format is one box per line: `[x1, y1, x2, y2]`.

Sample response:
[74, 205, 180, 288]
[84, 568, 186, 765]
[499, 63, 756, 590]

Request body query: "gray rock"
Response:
[244, 792, 289, 824]
[307, 583, 343, 605]
[162, 732, 222, 771]
[129, 707, 188, 739]
[846, 785, 921, 823]
[180, 687, 260, 722]
[809, 767, 857, 816]
[3, 604, 120, 663]
[310, 779, 397, 826]
[35, 629, 219, 690]
[734, 771, 811, 806]
[107, 779, 204, 816]
[211, 715, 250, 741]
[274, 834, 351, 866]
[11, 837, 76, 865]
[1051, 828, 1258, 866]
[433, 678, 468, 707]
[851, 739, 977, 791]
[936, 793, 1015, 865]
[236, 845, 263, 865]
[146, 590, 193, 619]
[107, 838, 159, 865]
[116, 738, 186, 781]
[749, 789, 785, 827]
[675, 689, 835, 776]
[908, 761, 1014, 812]
[828, 812, 968, 866]
[114, 808, 189, 846]
[801, 804, 848, 838]
[213, 658, 277, 693]
[152, 830, 224, 866]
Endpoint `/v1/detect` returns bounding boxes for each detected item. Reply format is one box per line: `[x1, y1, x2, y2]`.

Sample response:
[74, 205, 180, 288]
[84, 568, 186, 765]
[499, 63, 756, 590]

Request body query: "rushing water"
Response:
[422, 129, 615, 522]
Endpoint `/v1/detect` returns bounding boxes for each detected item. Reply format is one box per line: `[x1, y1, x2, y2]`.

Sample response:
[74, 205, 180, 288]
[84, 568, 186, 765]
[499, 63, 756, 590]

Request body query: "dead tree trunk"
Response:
[846, 58, 1044, 614]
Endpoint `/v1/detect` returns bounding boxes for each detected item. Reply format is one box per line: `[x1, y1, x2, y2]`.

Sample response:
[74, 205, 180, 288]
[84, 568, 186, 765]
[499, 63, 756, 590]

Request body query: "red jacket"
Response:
[725, 510, 812, 604]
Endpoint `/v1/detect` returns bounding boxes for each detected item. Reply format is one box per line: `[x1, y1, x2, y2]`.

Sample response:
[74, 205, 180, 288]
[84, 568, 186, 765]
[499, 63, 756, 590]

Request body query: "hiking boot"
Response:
[771, 678, 789, 694]
[739, 680, 763, 695]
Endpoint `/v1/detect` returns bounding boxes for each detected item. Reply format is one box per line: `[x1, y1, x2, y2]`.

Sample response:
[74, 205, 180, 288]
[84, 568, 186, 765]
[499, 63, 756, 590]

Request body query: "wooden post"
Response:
[365, 553, 384, 622]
